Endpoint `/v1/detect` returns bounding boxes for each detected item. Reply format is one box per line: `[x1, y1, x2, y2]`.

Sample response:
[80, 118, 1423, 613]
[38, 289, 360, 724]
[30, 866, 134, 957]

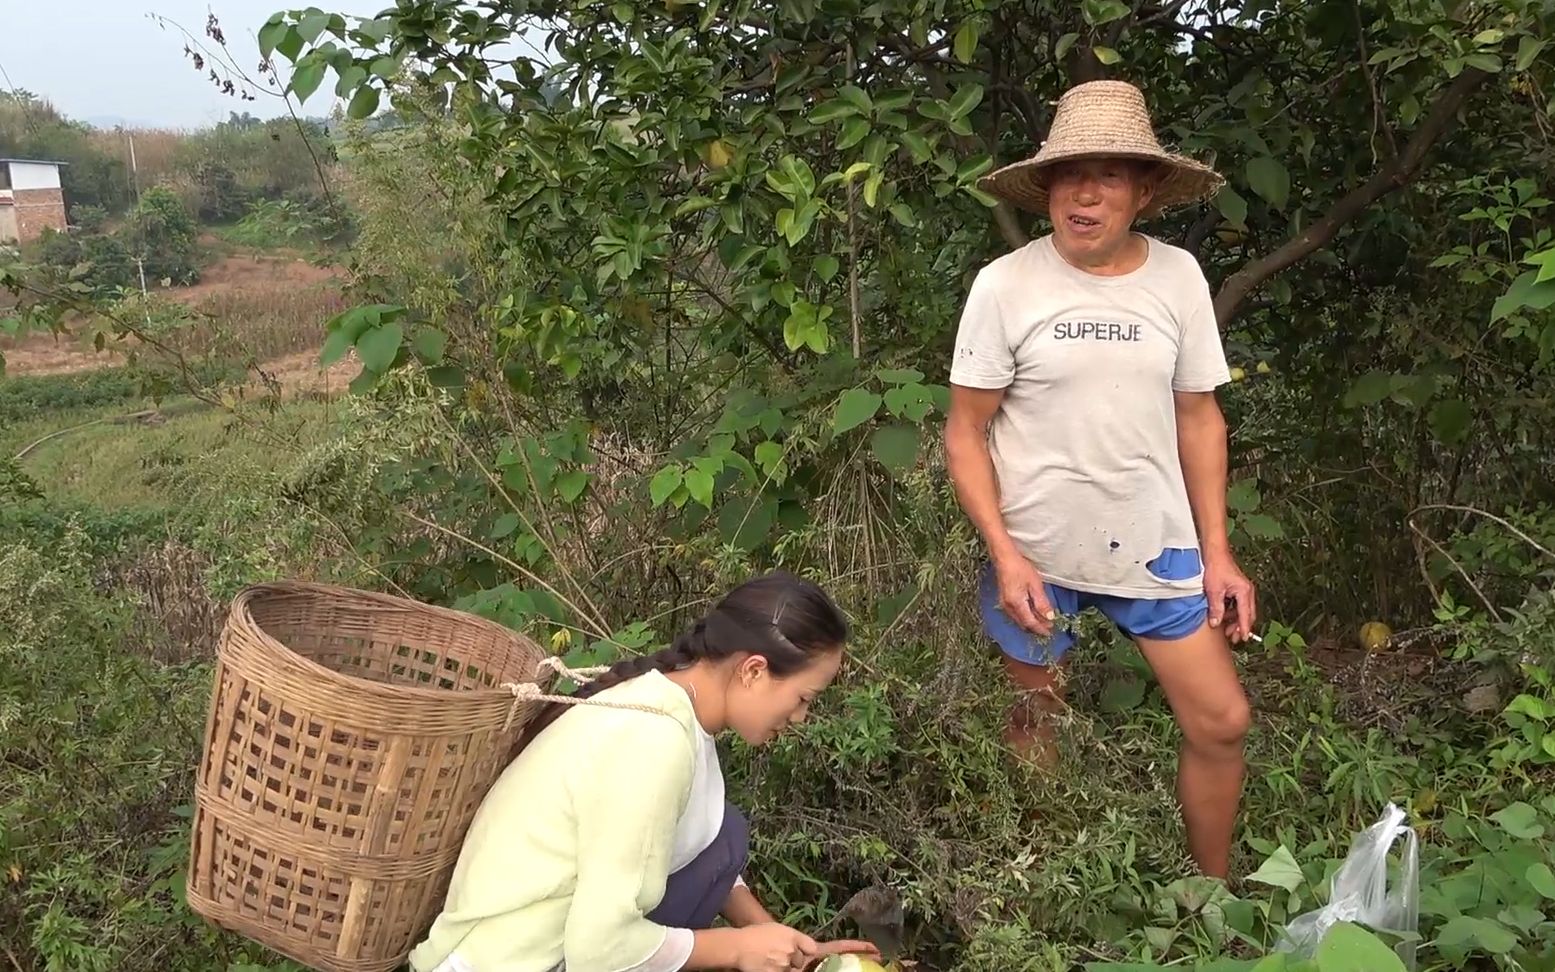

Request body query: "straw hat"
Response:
[978, 79, 1224, 218]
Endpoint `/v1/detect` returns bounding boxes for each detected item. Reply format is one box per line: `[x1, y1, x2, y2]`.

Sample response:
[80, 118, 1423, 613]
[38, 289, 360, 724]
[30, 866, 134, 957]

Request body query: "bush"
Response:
[126, 187, 199, 286]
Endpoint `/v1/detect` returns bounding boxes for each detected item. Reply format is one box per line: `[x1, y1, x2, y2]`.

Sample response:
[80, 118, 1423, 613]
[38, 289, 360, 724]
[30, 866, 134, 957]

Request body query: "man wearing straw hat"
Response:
[944, 79, 1257, 879]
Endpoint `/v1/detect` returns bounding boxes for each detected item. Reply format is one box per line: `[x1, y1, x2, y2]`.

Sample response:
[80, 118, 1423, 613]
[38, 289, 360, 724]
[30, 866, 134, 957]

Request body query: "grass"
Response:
[7, 394, 333, 510]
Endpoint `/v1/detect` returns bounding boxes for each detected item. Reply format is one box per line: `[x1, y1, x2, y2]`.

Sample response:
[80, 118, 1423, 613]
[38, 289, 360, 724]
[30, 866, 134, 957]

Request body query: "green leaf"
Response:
[676, 195, 719, 218]
[1246, 845, 1304, 893]
[412, 327, 447, 364]
[717, 494, 776, 550]
[1092, 45, 1123, 66]
[1055, 32, 1079, 61]
[1513, 860, 1555, 900]
[650, 465, 683, 506]
[956, 154, 994, 183]
[953, 20, 980, 64]
[871, 424, 920, 475]
[320, 325, 356, 366]
[876, 367, 925, 384]
[1082, 0, 1131, 24]
[490, 512, 520, 539]
[1528, 248, 1555, 284]
[783, 301, 831, 354]
[1437, 915, 1518, 955]
[334, 63, 369, 97]
[1527, 862, 1555, 899]
[258, 15, 288, 58]
[369, 54, 400, 79]
[1227, 479, 1261, 513]
[948, 84, 984, 119]
[839, 84, 872, 113]
[889, 202, 918, 227]
[1100, 675, 1146, 712]
[837, 117, 871, 150]
[814, 255, 840, 282]
[753, 441, 788, 483]
[356, 322, 403, 372]
[1217, 186, 1249, 226]
[1473, 28, 1505, 46]
[1491, 802, 1545, 839]
[275, 26, 305, 62]
[863, 170, 884, 208]
[1240, 514, 1285, 540]
[1517, 36, 1548, 72]
[833, 388, 884, 433]
[298, 8, 332, 42]
[900, 132, 933, 164]
[288, 59, 327, 102]
[1428, 399, 1472, 444]
[1314, 922, 1405, 972]
[1246, 156, 1291, 210]
[809, 99, 858, 124]
[347, 84, 380, 119]
[884, 383, 936, 422]
[684, 467, 715, 508]
[1465, 53, 1503, 73]
[1492, 270, 1555, 321]
[556, 469, 590, 503]
[1344, 370, 1395, 407]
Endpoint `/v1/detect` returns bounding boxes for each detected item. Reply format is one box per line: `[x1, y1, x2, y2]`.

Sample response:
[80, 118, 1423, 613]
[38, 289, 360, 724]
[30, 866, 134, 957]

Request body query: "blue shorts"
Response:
[978, 560, 1208, 666]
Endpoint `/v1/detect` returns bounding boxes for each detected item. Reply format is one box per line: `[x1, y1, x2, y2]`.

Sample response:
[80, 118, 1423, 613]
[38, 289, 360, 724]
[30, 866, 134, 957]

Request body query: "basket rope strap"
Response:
[499, 656, 678, 731]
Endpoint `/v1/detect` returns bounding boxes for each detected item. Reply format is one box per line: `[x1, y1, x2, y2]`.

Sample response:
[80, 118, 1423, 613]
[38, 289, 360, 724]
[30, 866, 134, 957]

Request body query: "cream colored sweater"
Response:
[409, 670, 705, 972]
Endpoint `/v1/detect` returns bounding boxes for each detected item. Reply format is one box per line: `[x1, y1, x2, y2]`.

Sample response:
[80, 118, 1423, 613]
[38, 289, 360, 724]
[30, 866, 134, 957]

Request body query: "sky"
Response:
[1, 0, 392, 129]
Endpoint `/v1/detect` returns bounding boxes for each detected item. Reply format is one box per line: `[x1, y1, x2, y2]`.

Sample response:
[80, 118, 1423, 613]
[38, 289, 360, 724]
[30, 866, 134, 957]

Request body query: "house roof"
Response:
[0, 158, 69, 166]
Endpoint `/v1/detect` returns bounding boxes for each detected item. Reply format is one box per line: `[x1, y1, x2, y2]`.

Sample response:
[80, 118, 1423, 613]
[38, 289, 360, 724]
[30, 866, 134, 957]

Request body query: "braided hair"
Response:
[513, 571, 849, 752]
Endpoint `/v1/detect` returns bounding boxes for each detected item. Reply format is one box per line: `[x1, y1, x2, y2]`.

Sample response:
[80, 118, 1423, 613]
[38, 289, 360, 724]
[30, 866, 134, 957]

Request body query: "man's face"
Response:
[1045, 158, 1157, 262]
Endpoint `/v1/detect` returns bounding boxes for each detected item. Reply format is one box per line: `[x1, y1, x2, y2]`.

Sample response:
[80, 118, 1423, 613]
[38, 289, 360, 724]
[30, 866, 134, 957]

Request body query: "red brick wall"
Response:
[14, 187, 66, 242]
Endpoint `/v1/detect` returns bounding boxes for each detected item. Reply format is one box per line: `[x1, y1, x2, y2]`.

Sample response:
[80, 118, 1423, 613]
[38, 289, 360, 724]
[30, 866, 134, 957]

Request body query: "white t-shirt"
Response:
[949, 233, 1231, 599]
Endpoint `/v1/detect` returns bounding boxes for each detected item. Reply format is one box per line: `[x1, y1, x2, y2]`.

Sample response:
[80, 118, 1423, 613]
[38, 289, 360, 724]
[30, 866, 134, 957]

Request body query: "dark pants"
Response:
[646, 800, 751, 930]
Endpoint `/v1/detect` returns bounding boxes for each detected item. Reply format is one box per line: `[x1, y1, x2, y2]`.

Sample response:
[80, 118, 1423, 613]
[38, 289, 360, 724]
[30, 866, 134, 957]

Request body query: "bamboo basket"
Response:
[187, 580, 549, 972]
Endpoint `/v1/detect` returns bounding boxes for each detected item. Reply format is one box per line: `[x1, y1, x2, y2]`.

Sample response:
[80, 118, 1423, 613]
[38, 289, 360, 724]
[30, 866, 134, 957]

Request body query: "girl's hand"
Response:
[732, 922, 818, 972]
[806, 939, 884, 966]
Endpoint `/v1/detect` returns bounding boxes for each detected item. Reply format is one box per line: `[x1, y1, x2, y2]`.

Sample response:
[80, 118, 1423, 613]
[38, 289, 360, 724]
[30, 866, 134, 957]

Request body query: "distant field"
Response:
[1, 242, 352, 391]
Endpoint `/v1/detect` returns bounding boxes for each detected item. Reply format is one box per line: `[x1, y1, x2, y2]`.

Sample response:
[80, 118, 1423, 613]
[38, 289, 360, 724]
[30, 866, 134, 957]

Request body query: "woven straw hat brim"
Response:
[978, 148, 1225, 218]
[976, 79, 1225, 218]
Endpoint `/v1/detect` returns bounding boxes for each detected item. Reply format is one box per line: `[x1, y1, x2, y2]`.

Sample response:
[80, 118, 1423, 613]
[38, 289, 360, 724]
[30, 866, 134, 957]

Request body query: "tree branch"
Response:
[1212, 67, 1488, 325]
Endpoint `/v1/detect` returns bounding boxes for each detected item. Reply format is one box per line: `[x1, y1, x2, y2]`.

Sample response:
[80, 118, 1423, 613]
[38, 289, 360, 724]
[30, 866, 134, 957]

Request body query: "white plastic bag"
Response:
[1277, 802, 1421, 970]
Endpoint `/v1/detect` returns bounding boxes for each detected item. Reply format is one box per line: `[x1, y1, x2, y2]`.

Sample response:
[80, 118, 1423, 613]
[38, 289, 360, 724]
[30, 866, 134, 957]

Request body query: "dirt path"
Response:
[2, 247, 351, 397]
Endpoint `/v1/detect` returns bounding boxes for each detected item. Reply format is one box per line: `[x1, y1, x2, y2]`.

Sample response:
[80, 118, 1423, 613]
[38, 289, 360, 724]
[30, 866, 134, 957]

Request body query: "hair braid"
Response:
[508, 571, 848, 760]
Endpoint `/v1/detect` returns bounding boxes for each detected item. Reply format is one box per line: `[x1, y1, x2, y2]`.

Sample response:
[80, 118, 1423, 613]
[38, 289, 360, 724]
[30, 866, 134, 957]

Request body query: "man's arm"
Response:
[945, 385, 1020, 565]
[1174, 390, 1256, 641]
[945, 384, 1054, 635]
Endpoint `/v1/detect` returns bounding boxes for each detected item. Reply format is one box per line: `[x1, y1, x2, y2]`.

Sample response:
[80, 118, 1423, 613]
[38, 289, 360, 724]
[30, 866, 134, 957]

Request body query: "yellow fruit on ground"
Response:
[815, 957, 895, 972]
[1257, 360, 1272, 374]
[1229, 366, 1247, 382]
[1359, 620, 1393, 651]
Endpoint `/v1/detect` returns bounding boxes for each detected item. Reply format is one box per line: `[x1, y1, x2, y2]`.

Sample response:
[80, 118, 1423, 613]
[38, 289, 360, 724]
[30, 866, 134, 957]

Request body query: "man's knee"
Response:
[1183, 694, 1252, 750]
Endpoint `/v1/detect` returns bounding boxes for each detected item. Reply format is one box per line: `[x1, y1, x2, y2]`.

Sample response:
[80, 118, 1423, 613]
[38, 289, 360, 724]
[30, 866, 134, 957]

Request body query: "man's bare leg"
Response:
[1000, 654, 1069, 772]
[1136, 623, 1251, 879]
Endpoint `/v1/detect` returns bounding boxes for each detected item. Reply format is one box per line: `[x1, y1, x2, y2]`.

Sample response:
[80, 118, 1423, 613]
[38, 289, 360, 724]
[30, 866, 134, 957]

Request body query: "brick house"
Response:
[0, 158, 68, 245]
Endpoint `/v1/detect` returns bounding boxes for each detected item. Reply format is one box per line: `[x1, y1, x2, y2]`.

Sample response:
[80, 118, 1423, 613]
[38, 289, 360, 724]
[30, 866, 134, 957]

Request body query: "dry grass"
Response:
[174, 284, 350, 364]
[85, 127, 188, 192]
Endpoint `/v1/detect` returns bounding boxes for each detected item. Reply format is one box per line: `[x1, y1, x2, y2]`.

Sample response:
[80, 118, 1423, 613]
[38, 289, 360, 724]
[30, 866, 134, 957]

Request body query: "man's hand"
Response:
[1203, 552, 1256, 643]
[994, 554, 1056, 637]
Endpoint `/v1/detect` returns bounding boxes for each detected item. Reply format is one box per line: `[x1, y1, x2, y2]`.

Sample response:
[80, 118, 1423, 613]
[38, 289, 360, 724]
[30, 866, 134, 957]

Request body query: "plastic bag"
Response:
[1277, 802, 1421, 970]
